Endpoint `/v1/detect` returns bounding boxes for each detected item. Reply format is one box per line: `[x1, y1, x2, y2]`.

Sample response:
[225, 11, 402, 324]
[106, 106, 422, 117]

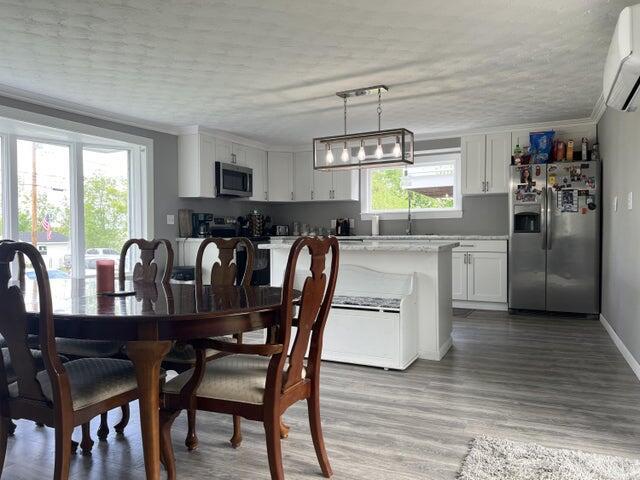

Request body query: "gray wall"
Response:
[268, 195, 508, 236]
[598, 107, 640, 364]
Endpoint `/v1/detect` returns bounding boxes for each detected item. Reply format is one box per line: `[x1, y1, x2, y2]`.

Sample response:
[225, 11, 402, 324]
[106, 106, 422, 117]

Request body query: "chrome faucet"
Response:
[406, 191, 413, 235]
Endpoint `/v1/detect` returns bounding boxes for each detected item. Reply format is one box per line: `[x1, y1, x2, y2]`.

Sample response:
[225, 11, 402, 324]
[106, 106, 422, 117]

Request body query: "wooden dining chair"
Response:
[160, 236, 339, 480]
[119, 238, 174, 288]
[162, 237, 255, 451]
[0, 241, 142, 479]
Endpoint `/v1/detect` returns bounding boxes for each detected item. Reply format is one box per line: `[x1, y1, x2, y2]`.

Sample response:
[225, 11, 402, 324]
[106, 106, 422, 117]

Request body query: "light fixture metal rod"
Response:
[377, 88, 382, 131]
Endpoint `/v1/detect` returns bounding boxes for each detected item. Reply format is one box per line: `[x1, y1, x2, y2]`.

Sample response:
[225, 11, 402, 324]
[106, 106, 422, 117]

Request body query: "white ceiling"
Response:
[0, 0, 632, 145]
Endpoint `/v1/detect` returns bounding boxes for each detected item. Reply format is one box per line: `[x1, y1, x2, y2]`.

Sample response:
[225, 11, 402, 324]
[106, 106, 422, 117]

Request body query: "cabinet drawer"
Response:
[452, 240, 507, 253]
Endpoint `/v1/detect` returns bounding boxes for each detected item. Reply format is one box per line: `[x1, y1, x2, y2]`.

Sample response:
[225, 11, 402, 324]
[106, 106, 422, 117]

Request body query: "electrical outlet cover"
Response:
[167, 214, 175, 225]
[628, 192, 633, 210]
[614, 196, 618, 212]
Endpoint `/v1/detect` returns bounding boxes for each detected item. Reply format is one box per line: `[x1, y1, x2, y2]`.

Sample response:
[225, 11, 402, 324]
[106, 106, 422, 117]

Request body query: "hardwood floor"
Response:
[4, 310, 640, 479]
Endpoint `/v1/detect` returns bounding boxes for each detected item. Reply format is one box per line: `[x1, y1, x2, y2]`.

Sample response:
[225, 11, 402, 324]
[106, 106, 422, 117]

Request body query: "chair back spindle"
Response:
[0, 241, 70, 408]
[275, 237, 339, 392]
[119, 239, 174, 289]
[195, 237, 255, 289]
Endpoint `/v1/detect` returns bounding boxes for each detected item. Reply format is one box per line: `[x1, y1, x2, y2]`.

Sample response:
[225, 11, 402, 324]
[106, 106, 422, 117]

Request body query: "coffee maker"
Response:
[192, 213, 213, 237]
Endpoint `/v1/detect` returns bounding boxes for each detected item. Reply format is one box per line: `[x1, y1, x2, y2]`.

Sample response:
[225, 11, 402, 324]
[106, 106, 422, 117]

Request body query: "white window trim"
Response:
[360, 147, 463, 220]
[0, 106, 154, 279]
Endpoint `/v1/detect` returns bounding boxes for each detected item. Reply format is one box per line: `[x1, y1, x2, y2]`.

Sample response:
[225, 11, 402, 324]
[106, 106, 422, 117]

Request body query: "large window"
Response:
[0, 110, 152, 279]
[83, 147, 130, 277]
[361, 149, 462, 219]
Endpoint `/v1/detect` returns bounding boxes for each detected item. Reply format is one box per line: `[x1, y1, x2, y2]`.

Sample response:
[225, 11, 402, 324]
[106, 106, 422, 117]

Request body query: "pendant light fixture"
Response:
[314, 85, 414, 171]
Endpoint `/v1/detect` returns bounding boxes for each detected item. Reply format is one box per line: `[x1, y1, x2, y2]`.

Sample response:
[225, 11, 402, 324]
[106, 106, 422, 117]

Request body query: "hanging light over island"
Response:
[313, 85, 414, 171]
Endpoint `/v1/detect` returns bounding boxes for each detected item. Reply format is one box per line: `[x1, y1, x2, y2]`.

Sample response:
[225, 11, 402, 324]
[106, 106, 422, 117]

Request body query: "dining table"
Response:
[21, 278, 287, 480]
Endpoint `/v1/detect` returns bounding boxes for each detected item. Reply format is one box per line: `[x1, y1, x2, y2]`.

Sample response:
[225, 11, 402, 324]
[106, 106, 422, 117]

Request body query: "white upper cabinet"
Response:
[332, 169, 359, 201]
[245, 146, 268, 201]
[293, 151, 313, 201]
[178, 133, 216, 198]
[214, 138, 233, 164]
[462, 134, 486, 195]
[462, 133, 509, 195]
[485, 132, 510, 194]
[313, 169, 332, 201]
[267, 151, 294, 201]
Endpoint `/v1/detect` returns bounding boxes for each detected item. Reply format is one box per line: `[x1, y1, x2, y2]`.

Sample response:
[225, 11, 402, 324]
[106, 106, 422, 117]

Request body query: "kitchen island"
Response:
[261, 238, 459, 363]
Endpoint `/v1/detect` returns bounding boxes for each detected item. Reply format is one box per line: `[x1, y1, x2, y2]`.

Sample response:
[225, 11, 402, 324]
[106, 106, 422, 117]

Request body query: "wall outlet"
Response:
[614, 196, 618, 212]
[628, 192, 633, 210]
[166, 214, 175, 225]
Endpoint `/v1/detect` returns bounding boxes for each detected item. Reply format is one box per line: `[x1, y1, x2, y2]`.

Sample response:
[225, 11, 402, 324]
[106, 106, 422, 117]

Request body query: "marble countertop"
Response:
[260, 241, 460, 252]
[269, 235, 507, 241]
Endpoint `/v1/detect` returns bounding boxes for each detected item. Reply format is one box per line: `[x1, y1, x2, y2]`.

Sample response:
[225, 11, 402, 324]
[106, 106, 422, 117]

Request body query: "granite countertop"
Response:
[269, 235, 508, 241]
[259, 241, 459, 252]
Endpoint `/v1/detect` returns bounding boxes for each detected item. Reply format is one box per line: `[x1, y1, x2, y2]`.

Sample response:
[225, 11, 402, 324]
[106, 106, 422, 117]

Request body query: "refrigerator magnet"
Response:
[549, 174, 557, 185]
[581, 207, 588, 214]
[559, 189, 579, 212]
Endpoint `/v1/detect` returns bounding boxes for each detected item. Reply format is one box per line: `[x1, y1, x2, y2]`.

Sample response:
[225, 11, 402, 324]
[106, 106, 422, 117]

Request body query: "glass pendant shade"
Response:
[341, 143, 350, 162]
[357, 141, 366, 161]
[393, 137, 402, 157]
[325, 144, 334, 164]
[375, 141, 384, 159]
[314, 128, 414, 171]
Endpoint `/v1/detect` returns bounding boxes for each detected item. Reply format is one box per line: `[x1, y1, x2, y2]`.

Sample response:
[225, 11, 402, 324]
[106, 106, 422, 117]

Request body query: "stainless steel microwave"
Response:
[215, 161, 253, 197]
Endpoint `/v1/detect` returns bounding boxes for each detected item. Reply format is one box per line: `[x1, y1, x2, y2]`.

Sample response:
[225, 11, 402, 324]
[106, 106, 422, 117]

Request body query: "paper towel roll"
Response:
[371, 215, 380, 236]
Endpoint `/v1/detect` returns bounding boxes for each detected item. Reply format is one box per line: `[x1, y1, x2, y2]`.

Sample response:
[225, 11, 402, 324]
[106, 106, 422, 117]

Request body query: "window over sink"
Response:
[361, 148, 462, 219]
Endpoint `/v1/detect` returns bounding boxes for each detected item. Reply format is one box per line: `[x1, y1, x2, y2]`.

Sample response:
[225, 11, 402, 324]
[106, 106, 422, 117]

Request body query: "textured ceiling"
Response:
[0, 0, 632, 145]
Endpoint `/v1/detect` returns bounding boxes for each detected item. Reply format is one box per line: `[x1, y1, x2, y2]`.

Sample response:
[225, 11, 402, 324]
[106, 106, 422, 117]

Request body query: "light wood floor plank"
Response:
[4, 310, 640, 479]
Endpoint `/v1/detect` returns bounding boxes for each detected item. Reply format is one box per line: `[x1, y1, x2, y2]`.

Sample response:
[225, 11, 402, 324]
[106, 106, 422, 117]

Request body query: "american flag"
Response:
[41, 214, 52, 241]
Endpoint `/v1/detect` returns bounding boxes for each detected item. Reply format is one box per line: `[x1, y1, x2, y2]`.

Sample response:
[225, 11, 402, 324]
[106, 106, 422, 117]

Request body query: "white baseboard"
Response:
[600, 313, 640, 382]
[453, 300, 508, 311]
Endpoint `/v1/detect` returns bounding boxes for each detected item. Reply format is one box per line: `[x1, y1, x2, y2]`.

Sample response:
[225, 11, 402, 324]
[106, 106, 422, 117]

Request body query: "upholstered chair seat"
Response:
[164, 355, 304, 405]
[2, 348, 69, 384]
[162, 343, 220, 366]
[9, 358, 144, 411]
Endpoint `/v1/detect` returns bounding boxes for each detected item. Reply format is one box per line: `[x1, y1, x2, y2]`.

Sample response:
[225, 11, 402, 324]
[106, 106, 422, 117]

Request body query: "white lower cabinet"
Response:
[452, 240, 508, 308]
[452, 252, 468, 301]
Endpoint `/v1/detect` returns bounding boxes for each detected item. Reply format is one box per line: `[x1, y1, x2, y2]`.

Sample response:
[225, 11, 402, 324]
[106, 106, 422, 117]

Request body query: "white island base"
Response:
[262, 240, 458, 366]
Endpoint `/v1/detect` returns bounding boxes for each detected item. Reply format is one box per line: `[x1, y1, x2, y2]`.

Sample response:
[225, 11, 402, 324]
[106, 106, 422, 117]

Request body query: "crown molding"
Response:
[0, 84, 180, 136]
[590, 92, 607, 124]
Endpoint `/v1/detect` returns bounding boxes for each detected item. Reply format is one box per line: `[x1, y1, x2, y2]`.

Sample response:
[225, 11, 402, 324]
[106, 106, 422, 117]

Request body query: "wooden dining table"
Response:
[21, 278, 287, 480]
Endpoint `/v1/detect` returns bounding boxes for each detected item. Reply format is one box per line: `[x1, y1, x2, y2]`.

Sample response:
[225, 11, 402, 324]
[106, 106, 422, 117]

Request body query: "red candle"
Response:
[96, 259, 115, 294]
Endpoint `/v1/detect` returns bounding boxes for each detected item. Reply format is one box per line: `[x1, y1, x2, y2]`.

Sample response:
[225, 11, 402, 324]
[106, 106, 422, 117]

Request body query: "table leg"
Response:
[127, 341, 172, 480]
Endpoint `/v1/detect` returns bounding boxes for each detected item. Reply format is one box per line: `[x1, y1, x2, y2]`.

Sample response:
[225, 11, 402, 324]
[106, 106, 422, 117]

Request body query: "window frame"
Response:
[0, 106, 154, 279]
[360, 147, 463, 220]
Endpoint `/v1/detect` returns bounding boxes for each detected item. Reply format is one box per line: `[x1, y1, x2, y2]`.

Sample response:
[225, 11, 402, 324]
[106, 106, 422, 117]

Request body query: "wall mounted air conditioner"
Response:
[604, 4, 640, 112]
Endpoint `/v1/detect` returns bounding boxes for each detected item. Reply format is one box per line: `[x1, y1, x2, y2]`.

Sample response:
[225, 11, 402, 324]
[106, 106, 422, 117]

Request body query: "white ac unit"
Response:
[604, 4, 640, 112]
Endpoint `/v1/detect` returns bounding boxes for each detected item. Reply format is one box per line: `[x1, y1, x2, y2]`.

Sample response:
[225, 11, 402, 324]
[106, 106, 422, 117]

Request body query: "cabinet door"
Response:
[485, 132, 510, 194]
[452, 252, 468, 300]
[199, 134, 216, 197]
[267, 152, 294, 201]
[312, 169, 332, 201]
[467, 252, 507, 303]
[232, 143, 247, 166]
[332, 169, 359, 201]
[245, 147, 268, 201]
[461, 134, 486, 195]
[293, 151, 313, 201]
[215, 138, 233, 164]
[511, 130, 530, 151]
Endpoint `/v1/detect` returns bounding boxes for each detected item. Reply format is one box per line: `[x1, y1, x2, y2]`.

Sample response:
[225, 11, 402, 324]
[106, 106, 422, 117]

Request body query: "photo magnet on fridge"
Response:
[559, 189, 579, 212]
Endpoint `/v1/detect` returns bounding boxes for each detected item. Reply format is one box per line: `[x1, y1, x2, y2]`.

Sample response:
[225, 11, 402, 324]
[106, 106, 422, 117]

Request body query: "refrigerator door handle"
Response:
[541, 187, 547, 250]
[547, 187, 553, 250]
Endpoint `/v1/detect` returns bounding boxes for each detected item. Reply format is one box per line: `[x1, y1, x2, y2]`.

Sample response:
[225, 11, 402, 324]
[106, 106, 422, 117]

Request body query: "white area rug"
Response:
[458, 436, 640, 480]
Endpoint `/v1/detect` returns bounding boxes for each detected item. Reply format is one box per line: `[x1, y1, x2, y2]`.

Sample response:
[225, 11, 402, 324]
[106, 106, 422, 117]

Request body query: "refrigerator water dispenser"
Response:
[513, 207, 540, 233]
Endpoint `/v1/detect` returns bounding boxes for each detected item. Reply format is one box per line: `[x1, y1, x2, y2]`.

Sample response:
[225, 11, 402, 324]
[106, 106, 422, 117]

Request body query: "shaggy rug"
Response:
[458, 436, 640, 480]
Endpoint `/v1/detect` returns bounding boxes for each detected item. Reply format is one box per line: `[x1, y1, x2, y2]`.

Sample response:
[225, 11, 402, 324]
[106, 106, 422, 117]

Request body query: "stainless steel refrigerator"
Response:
[508, 161, 600, 314]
